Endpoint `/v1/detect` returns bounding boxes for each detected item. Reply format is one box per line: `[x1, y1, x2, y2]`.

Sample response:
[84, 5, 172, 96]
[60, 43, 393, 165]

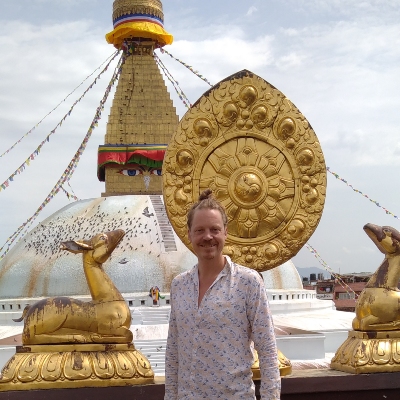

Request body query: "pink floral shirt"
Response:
[165, 256, 281, 399]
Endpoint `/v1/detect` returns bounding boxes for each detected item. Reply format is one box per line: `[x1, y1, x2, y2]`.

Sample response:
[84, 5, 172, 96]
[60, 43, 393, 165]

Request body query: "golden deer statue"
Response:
[14, 229, 133, 344]
[352, 223, 400, 331]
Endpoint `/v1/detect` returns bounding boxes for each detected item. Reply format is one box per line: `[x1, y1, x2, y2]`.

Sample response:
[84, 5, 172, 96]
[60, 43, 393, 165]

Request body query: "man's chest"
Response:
[174, 279, 249, 331]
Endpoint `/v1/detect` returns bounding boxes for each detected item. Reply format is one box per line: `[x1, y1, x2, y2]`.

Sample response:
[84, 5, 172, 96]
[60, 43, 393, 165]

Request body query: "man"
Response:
[165, 189, 281, 399]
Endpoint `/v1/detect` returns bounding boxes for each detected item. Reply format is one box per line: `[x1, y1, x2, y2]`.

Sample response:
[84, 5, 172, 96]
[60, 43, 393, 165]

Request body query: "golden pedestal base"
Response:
[331, 330, 400, 374]
[0, 343, 154, 391]
[252, 349, 292, 379]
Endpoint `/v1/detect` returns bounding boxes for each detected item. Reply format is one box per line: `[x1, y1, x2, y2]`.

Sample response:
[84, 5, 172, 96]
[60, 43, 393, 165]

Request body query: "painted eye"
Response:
[150, 169, 162, 176]
[119, 169, 143, 176]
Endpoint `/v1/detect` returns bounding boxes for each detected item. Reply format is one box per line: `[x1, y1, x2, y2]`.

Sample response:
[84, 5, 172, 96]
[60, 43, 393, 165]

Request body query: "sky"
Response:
[1, 0, 400, 275]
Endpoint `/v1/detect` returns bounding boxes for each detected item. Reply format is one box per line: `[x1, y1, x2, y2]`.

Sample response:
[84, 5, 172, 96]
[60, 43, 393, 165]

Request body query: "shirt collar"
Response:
[190, 255, 233, 283]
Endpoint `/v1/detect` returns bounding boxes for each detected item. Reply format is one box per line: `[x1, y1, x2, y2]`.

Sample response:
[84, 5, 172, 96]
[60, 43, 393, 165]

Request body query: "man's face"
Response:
[188, 208, 227, 262]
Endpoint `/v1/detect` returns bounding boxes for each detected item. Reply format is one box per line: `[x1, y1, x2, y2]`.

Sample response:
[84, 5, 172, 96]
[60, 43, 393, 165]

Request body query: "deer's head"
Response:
[363, 223, 400, 255]
[60, 229, 125, 264]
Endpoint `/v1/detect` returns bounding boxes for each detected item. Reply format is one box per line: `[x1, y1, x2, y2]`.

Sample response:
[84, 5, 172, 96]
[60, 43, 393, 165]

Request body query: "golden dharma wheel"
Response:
[162, 70, 326, 272]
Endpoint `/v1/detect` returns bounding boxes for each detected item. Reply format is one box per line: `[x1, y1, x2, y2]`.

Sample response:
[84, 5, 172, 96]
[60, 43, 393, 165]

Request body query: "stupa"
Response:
[0, 0, 196, 304]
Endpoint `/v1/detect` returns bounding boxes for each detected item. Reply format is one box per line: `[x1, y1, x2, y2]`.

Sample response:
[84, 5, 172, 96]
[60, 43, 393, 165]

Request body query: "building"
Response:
[302, 273, 372, 312]
[333, 273, 371, 312]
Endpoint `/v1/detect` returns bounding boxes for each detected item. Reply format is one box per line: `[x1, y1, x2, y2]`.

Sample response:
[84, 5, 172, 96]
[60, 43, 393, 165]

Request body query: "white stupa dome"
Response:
[0, 195, 196, 298]
[0, 193, 305, 299]
[261, 260, 303, 290]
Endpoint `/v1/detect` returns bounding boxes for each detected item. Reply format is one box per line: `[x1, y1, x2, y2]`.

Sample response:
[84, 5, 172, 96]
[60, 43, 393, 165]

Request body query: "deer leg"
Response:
[92, 323, 133, 343]
[24, 331, 91, 345]
[22, 311, 68, 344]
[359, 314, 400, 331]
[352, 317, 360, 330]
[90, 329, 133, 344]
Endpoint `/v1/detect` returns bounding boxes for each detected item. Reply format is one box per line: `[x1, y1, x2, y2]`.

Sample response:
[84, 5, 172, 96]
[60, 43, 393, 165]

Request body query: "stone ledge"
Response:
[0, 370, 399, 399]
[279, 368, 400, 393]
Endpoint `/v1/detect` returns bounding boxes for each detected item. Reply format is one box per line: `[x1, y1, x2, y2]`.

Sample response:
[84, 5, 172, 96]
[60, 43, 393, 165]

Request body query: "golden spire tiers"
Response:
[100, 0, 178, 196]
[106, 0, 173, 48]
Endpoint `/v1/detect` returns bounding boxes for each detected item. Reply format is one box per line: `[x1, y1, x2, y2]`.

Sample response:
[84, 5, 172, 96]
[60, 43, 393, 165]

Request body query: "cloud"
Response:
[280, 28, 299, 37]
[276, 52, 305, 69]
[157, 28, 275, 114]
[35, 0, 94, 3]
[246, 6, 257, 16]
[342, 245, 376, 255]
[360, 246, 376, 254]
[284, 0, 400, 20]
[161, 13, 400, 168]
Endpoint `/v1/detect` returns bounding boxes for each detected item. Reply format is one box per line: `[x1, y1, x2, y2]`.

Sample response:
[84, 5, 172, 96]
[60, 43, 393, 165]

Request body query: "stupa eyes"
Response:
[150, 169, 162, 176]
[118, 168, 162, 177]
[119, 169, 143, 176]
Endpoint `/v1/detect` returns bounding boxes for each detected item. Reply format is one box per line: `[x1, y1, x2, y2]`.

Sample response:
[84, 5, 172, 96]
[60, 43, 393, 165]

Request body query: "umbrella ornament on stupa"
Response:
[106, 0, 173, 48]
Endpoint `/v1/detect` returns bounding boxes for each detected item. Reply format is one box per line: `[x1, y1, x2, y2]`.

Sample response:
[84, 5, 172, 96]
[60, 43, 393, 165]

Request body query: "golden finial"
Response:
[105, 0, 173, 48]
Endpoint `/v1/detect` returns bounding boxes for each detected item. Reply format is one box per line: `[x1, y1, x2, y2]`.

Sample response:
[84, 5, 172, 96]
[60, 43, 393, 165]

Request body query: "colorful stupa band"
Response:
[105, 20, 173, 47]
[114, 13, 164, 29]
[97, 144, 167, 181]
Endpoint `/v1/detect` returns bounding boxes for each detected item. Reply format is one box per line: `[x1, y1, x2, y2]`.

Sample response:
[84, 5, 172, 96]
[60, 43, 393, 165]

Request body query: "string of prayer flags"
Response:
[60, 185, 79, 201]
[305, 243, 359, 298]
[154, 53, 192, 109]
[0, 52, 125, 260]
[0, 50, 121, 193]
[66, 181, 79, 201]
[327, 167, 399, 220]
[159, 48, 213, 87]
[0, 50, 119, 159]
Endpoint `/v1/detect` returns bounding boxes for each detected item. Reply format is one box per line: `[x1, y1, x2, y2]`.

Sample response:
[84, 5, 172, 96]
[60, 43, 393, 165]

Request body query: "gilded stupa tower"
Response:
[98, 0, 177, 196]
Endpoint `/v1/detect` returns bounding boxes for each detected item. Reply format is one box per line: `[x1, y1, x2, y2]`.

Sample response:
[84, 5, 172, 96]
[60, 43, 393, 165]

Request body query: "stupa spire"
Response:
[98, 0, 178, 196]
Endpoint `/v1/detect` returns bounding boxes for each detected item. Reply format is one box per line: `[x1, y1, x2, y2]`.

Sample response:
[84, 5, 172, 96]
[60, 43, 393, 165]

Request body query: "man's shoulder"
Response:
[231, 262, 264, 284]
[232, 261, 260, 276]
[171, 268, 195, 286]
